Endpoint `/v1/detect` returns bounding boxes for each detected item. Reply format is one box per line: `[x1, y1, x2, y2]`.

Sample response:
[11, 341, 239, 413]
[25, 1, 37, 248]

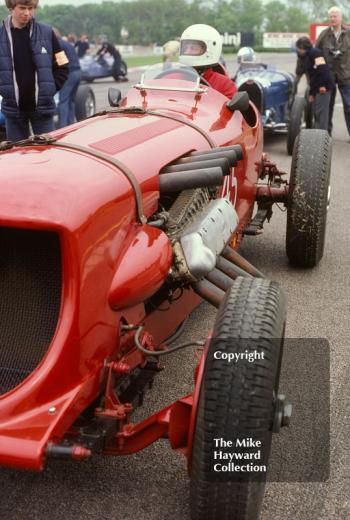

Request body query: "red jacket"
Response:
[202, 68, 237, 99]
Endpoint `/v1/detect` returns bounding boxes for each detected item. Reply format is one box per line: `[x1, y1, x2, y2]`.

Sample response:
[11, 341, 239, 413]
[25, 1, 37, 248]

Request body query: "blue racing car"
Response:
[80, 54, 128, 82]
[234, 48, 311, 155]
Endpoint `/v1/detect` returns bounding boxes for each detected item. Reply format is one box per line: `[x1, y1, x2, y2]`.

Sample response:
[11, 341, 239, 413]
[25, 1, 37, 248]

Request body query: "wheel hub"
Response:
[272, 394, 292, 433]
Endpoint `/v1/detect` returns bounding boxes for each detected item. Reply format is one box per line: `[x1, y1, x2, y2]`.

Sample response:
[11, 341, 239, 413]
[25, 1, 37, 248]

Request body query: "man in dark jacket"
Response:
[75, 34, 89, 59]
[295, 50, 309, 88]
[0, 0, 69, 141]
[316, 6, 350, 137]
[296, 36, 335, 131]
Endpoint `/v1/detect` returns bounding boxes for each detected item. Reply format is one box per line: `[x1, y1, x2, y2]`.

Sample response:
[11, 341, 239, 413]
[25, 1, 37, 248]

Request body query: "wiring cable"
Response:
[134, 326, 204, 357]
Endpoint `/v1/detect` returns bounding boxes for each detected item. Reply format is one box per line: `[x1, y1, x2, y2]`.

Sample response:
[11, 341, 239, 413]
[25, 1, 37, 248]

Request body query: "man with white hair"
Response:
[316, 6, 350, 138]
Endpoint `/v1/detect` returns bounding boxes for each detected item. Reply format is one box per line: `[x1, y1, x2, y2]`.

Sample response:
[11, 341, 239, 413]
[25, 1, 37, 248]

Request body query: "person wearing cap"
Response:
[316, 6, 350, 137]
[179, 24, 237, 99]
[0, 0, 69, 141]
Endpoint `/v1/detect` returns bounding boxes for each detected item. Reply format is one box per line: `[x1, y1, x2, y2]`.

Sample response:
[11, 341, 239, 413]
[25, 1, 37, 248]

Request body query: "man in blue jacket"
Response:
[295, 36, 335, 131]
[55, 30, 81, 128]
[0, 0, 69, 141]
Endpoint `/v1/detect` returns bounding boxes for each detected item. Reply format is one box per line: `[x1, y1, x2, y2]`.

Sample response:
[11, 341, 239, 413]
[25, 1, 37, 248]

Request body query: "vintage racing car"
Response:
[80, 53, 128, 82]
[235, 62, 309, 154]
[0, 62, 331, 520]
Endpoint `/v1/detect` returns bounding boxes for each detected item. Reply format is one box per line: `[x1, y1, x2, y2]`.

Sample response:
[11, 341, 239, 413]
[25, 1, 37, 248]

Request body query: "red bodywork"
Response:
[0, 77, 263, 470]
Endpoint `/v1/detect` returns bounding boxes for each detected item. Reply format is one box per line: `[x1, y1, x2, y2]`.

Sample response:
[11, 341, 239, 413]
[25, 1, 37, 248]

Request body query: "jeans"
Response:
[328, 83, 350, 136]
[5, 112, 55, 142]
[314, 91, 331, 131]
[57, 69, 81, 128]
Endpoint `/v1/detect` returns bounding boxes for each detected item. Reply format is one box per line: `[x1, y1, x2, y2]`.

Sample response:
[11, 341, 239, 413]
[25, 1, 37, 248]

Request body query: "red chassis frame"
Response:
[0, 74, 288, 471]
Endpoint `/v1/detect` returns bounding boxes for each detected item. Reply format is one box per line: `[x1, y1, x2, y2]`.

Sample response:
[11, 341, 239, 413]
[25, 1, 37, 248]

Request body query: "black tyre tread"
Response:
[113, 60, 128, 81]
[287, 95, 305, 155]
[190, 277, 286, 520]
[286, 128, 331, 267]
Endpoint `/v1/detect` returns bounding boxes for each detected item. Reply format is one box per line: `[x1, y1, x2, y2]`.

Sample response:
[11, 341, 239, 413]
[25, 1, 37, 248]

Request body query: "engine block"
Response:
[172, 198, 239, 281]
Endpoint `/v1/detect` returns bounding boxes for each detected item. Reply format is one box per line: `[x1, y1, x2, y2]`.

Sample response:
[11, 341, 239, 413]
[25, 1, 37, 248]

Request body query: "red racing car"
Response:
[0, 63, 331, 520]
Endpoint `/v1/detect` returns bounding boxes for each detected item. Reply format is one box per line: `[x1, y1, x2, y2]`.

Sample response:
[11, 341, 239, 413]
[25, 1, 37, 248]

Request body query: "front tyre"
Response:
[286, 129, 331, 267]
[190, 277, 286, 520]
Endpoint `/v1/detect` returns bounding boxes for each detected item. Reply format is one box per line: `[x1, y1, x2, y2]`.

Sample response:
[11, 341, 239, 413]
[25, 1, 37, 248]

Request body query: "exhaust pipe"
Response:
[193, 279, 225, 308]
[190, 145, 244, 161]
[162, 157, 230, 176]
[216, 255, 252, 279]
[206, 267, 235, 292]
[159, 167, 223, 192]
[176, 150, 238, 167]
[222, 246, 264, 278]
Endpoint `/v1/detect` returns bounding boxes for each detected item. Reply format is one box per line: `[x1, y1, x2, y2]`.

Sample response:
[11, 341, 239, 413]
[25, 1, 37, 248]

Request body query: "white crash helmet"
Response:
[179, 24, 222, 68]
[237, 47, 256, 64]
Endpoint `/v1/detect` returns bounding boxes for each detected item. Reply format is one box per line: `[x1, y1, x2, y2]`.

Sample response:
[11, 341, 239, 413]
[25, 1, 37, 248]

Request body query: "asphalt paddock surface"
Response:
[1, 54, 349, 520]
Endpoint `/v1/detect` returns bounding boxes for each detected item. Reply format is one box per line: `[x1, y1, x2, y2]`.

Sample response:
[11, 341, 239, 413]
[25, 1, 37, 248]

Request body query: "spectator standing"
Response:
[316, 6, 350, 137]
[0, 0, 69, 141]
[295, 36, 335, 131]
[67, 32, 77, 45]
[75, 33, 89, 58]
[55, 30, 81, 128]
[179, 24, 237, 99]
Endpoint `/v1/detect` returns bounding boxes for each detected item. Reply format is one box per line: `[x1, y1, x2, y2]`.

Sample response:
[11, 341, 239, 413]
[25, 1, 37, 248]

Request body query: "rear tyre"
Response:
[286, 129, 331, 267]
[75, 85, 96, 121]
[190, 277, 286, 520]
[120, 60, 128, 76]
[287, 95, 305, 155]
[113, 60, 128, 81]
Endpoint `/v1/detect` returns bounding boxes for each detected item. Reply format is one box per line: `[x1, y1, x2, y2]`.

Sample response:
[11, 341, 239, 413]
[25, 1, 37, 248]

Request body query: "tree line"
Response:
[0, 0, 348, 46]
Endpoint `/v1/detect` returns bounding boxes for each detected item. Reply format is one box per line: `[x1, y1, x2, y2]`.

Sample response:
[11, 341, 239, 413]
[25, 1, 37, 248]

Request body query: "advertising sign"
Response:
[263, 32, 308, 48]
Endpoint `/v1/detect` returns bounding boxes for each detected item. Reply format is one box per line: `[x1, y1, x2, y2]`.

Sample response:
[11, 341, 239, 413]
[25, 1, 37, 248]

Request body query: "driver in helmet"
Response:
[234, 46, 270, 80]
[179, 24, 237, 99]
[237, 46, 256, 66]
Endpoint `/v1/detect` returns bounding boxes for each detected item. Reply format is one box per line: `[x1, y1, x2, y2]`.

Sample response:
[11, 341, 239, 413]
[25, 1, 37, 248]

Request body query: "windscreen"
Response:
[137, 62, 205, 92]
